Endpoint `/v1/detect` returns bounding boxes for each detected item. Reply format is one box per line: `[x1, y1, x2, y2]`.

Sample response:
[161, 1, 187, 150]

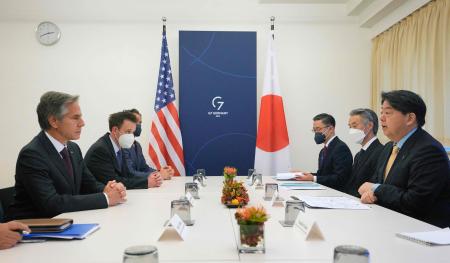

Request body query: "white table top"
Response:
[1, 176, 449, 263]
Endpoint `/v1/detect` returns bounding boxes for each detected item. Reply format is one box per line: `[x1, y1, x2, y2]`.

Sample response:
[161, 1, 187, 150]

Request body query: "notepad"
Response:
[16, 218, 73, 233]
[22, 224, 100, 240]
[396, 228, 450, 246]
[296, 196, 370, 210]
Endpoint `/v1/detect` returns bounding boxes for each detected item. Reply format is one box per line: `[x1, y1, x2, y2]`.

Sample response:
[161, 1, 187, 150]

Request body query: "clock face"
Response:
[36, 22, 61, 45]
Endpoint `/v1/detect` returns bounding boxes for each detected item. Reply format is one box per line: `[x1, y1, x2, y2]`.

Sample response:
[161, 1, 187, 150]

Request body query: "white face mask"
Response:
[118, 133, 135, 149]
[348, 128, 366, 144]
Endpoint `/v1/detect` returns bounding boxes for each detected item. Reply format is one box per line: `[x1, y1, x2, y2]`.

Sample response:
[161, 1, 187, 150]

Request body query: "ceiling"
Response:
[0, 0, 430, 32]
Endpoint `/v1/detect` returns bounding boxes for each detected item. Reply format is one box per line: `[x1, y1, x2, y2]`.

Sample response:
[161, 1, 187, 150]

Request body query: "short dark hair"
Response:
[36, 91, 79, 130]
[128, 108, 141, 116]
[381, 90, 426, 127]
[349, 108, 379, 134]
[313, 113, 336, 127]
[109, 111, 137, 131]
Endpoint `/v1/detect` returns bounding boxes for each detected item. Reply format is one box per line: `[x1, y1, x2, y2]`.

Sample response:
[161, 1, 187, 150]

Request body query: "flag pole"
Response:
[270, 16, 275, 40]
[162, 16, 167, 33]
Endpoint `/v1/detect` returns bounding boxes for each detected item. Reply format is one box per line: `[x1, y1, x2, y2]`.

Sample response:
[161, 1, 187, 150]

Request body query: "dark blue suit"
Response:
[6, 131, 107, 220]
[123, 141, 156, 178]
[315, 136, 353, 192]
[373, 128, 450, 227]
[85, 133, 149, 189]
[345, 139, 383, 197]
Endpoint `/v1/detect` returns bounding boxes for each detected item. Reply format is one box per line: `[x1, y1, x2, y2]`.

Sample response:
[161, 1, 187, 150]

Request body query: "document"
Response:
[275, 172, 302, 180]
[22, 224, 100, 240]
[396, 228, 450, 246]
[296, 196, 370, 210]
[280, 182, 326, 190]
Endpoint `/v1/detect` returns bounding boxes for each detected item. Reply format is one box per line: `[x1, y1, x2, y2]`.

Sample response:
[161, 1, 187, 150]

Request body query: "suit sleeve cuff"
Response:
[103, 193, 109, 206]
[372, 183, 380, 192]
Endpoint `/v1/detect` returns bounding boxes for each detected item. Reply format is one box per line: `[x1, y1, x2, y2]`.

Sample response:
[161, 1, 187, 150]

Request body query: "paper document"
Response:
[296, 196, 370, 210]
[275, 172, 302, 180]
[280, 182, 325, 190]
[396, 228, 450, 246]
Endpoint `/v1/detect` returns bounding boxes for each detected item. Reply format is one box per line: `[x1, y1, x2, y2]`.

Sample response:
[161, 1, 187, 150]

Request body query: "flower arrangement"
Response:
[223, 166, 237, 181]
[221, 179, 249, 206]
[235, 206, 268, 250]
[235, 206, 269, 225]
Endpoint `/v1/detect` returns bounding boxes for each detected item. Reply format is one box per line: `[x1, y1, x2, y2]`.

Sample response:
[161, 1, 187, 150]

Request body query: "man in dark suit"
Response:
[125, 109, 173, 180]
[359, 90, 450, 227]
[345, 108, 383, 197]
[85, 111, 173, 189]
[295, 113, 353, 191]
[6, 91, 126, 220]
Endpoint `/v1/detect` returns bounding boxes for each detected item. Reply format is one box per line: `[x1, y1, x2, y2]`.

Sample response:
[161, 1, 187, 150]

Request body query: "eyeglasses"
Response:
[311, 126, 329, 133]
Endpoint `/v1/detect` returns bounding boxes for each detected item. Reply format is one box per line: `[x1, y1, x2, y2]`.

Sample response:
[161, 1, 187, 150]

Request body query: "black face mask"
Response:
[134, 123, 142, 137]
[314, 132, 326, 144]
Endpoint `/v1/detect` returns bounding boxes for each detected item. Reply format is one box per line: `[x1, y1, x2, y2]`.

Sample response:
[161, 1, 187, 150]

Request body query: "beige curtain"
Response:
[371, 0, 450, 145]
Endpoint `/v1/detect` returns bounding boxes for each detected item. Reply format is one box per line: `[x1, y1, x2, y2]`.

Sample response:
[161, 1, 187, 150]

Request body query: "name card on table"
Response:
[185, 192, 194, 207]
[294, 211, 324, 241]
[158, 214, 188, 241]
[271, 190, 285, 207]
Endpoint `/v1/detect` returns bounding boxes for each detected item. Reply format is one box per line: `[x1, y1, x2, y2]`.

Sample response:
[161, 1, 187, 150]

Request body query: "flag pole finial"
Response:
[162, 17, 167, 32]
[270, 16, 275, 39]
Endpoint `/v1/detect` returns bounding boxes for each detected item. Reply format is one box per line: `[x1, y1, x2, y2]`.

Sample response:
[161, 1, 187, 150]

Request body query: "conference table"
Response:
[1, 176, 449, 262]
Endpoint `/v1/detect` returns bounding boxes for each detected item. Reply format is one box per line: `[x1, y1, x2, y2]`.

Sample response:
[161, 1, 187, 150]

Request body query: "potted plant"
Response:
[235, 206, 268, 253]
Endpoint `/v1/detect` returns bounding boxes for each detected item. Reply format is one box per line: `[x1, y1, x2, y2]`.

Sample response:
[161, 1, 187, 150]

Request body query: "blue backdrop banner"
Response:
[179, 31, 257, 176]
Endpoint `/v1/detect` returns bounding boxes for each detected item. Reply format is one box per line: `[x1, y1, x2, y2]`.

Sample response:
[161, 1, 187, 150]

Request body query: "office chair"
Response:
[0, 186, 15, 223]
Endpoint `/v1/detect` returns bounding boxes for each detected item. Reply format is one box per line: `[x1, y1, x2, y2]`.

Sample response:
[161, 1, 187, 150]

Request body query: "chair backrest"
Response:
[0, 186, 15, 223]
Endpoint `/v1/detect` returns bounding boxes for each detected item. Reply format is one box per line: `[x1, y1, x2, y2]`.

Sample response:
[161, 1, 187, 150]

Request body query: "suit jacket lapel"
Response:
[103, 133, 122, 173]
[39, 131, 76, 191]
[384, 130, 419, 183]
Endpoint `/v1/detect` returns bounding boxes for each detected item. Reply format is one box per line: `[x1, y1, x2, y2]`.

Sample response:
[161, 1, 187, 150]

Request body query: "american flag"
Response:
[148, 28, 185, 176]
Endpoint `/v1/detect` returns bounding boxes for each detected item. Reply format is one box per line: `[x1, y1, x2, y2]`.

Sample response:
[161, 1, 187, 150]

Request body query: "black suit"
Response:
[315, 136, 353, 191]
[85, 133, 148, 189]
[345, 138, 383, 197]
[5, 131, 107, 220]
[373, 128, 450, 227]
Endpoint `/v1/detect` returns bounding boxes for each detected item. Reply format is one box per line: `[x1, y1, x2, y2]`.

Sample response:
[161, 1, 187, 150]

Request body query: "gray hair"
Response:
[349, 108, 379, 135]
[36, 91, 79, 130]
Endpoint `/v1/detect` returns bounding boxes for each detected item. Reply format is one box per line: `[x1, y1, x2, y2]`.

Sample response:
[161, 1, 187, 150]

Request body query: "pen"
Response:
[290, 196, 300, 200]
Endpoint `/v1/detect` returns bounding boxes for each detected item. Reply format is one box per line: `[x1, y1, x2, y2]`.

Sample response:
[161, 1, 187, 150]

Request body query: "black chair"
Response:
[0, 186, 15, 223]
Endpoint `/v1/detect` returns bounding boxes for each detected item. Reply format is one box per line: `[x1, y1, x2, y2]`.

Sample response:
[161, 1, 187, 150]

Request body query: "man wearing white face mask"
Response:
[85, 111, 163, 189]
[344, 108, 383, 197]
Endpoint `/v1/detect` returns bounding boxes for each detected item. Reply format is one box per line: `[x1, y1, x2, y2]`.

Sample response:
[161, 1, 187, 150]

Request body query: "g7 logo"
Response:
[212, 96, 224, 111]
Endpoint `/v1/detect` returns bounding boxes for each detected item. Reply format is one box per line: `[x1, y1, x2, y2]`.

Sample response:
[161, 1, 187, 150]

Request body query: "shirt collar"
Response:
[109, 134, 120, 154]
[362, 136, 377, 151]
[45, 131, 66, 156]
[325, 135, 336, 147]
[396, 127, 418, 149]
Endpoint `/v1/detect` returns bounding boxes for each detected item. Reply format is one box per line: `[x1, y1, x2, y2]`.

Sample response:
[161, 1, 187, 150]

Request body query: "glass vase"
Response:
[238, 223, 265, 253]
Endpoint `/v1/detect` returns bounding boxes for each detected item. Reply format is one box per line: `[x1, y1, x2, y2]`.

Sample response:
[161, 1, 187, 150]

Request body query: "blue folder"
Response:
[23, 223, 100, 240]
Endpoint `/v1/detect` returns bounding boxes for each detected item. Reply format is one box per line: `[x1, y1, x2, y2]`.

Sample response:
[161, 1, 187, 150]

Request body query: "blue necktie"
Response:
[116, 150, 122, 170]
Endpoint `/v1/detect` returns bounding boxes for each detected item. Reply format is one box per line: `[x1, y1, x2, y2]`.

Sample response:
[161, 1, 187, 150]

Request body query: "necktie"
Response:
[384, 144, 399, 180]
[116, 150, 122, 170]
[354, 149, 365, 169]
[60, 147, 74, 180]
[320, 146, 328, 167]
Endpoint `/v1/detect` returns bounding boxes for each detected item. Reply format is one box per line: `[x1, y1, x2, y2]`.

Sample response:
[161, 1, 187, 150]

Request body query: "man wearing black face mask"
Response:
[295, 113, 353, 192]
[125, 109, 174, 180]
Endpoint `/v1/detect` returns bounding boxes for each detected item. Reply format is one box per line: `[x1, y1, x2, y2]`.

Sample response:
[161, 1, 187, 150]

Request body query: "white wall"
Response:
[0, 21, 371, 187]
